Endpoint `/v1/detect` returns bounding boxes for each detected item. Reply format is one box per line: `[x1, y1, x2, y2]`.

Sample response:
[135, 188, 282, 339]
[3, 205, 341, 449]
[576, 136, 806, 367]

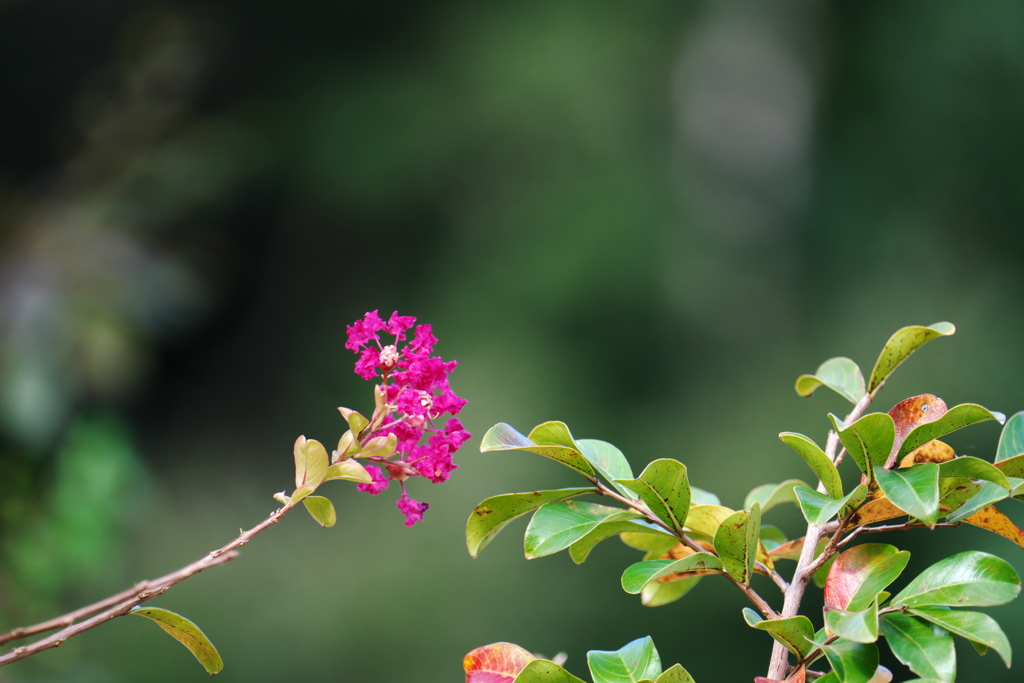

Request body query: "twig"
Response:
[592, 480, 780, 619]
[0, 500, 295, 667]
[839, 521, 961, 548]
[766, 391, 873, 680]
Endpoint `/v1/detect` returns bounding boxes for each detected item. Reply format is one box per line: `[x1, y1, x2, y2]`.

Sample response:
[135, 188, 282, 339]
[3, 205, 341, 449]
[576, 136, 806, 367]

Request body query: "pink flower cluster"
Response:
[345, 310, 470, 526]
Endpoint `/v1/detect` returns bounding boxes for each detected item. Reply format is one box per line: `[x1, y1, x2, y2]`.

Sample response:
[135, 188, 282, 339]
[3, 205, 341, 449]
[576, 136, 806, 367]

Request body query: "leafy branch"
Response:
[465, 322, 1024, 683]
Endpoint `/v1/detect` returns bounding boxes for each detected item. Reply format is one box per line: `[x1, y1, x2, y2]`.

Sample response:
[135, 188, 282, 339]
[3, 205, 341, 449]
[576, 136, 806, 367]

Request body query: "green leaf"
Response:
[587, 636, 662, 683]
[640, 575, 701, 607]
[891, 550, 1022, 608]
[481, 422, 597, 478]
[302, 495, 336, 527]
[742, 607, 764, 627]
[713, 503, 761, 585]
[938, 457, 1011, 491]
[616, 459, 691, 533]
[825, 599, 879, 644]
[759, 525, 788, 551]
[874, 464, 940, 527]
[879, 613, 955, 681]
[810, 638, 878, 683]
[994, 453, 1024, 478]
[997, 411, 1024, 461]
[897, 404, 1006, 462]
[514, 660, 588, 683]
[579, 439, 636, 499]
[938, 477, 981, 517]
[754, 615, 816, 658]
[796, 357, 867, 404]
[867, 322, 955, 393]
[293, 435, 329, 490]
[945, 481, 1010, 524]
[744, 480, 808, 514]
[467, 488, 595, 558]
[358, 434, 398, 461]
[337, 406, 369, 435]
[824, 543, 911, 612]
[655, 664, 695, 683]
[620, 532, 679, 554]
[322, 459, 372, 483]
[690, 486, 720, 506]
[131, 607, 224, 675]
[794, 484, 868, 526]
[289, 484, 316, 504]
[779, 432, 844, 499]
[830, 414, 895, 482]
[911, 607, 1012, 668]
[621, 553, 723, 594]
[571, 520, 674, 564]
[525, 501, 640, 559]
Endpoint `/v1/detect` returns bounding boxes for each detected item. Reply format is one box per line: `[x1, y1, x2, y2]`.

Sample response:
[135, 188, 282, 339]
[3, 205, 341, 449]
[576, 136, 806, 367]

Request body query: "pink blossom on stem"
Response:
[396, 494, 429, 527]
[356, 465, 390, 495]
[344, 310, 470, 525]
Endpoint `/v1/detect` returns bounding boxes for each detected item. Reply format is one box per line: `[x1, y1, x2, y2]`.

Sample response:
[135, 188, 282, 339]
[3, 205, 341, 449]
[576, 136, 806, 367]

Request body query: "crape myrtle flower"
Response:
[344, 310, 470, 526]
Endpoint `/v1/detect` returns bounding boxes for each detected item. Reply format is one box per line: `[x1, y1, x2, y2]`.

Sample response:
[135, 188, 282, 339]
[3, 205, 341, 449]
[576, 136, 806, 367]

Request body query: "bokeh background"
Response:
[2, 1, 1024, 681]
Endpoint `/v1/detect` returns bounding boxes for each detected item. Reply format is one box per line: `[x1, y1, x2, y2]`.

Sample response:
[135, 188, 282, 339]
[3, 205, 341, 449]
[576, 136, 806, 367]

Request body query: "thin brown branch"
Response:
[0, 500, 295, 667]
[593, 479, 780, 618]
[839, 521, 961, 548]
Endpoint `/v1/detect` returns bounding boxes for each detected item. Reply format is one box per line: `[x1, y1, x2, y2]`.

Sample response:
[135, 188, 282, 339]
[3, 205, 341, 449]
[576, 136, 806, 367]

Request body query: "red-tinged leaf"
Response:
[465, 643, 536, 683]
[886, 395, 947, 467]
[825, 544, 910, 611]
[867, 322, 955, 392]
[754, 666, 805, 683]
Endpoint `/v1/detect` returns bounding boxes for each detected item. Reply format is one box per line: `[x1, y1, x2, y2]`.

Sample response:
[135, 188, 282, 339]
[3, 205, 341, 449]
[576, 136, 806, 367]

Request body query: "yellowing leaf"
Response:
[293, 436, 329, 490]
[899, 439, 955, 468]
[961, 505, 1024, 550]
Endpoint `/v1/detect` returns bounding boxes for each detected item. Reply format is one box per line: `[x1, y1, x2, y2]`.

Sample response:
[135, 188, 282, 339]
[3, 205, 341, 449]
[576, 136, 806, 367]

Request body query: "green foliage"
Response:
[468, 322, 1024, 682]
[131, 607, 224, 676]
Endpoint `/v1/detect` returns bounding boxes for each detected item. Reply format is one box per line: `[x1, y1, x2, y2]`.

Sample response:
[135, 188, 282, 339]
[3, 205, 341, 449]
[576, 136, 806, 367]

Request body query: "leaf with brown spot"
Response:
[464, 642, 535, 683]
[899, 439, 955, 468]
[962, 505, 1024, 550]
[886, 395, 947, 467]
[867, 322, 955, 392]
[466, 488, 596, 558]
[939, 477, 982, 517]
[849, 497, 905, 527]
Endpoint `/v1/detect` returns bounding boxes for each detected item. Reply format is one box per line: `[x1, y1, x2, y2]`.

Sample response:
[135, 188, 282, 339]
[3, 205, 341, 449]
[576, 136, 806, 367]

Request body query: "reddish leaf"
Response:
[754, 666, 805, 683]
[825, 543, 909, 611]
[464, 643, 536, 683]
[886, 394, 947, 467]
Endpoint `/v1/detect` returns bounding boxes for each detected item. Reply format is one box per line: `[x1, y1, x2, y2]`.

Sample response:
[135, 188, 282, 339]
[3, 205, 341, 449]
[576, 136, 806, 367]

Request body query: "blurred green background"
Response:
[2, 1, 1024, 681]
